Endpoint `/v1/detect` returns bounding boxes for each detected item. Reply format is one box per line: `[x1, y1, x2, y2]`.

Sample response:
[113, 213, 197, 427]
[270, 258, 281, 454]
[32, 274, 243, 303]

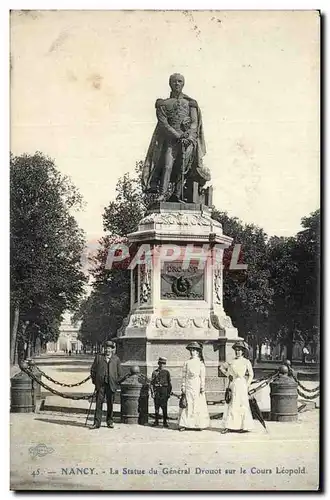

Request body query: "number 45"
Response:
[31, 469, 40, 477]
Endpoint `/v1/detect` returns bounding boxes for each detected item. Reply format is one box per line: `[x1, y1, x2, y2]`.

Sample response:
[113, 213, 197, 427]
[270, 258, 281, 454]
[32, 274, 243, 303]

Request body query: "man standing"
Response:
[142, 73, 209, 203]
[151, 357, 172, 428]
[90, 340, 123, 429]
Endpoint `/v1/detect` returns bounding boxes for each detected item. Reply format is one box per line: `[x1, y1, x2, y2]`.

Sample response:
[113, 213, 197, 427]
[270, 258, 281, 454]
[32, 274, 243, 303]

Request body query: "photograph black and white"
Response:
[9, 10, 320, 491]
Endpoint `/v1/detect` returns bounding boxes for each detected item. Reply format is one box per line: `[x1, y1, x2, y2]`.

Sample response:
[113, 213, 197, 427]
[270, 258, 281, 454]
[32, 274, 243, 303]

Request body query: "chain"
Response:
[287, 367, 320, 393]
[207, 398, 226, 405]
[248, 371, 279, 396]
[34, 365, 92, 388]
[137, 374, 151, 385]
[20, 365, 94, 401]
[297, 387, 320, 401]
[250, 374, 270, 385]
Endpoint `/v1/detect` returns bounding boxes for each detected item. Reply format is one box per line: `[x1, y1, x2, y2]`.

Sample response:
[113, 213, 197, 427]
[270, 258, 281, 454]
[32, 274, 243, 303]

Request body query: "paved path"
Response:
[10, 410, 319, 491]
[10, 355, 320, 491]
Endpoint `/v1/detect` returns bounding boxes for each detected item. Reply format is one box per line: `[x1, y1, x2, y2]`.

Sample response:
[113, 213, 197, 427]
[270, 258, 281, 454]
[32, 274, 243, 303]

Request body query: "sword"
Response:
[181, 141, 187, 202]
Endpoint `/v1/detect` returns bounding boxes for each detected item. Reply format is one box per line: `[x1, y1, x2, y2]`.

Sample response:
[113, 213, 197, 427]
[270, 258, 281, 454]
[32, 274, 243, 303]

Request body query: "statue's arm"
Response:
[156, 100, 181, 140]
[188, 103, 198, 140]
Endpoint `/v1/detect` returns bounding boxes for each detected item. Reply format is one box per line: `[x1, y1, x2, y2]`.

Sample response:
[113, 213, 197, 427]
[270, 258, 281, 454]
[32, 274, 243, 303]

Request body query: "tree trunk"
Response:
[40, 340, 47, 353]
[18, 321, 30, 364]
[257, 340, 263, 363]
[30, 329, 37, 357]
[252, 337, 257, 365]
[10, 304, 20, 365]
[25, 325, 34, 359]
[286, 329, 294, 362]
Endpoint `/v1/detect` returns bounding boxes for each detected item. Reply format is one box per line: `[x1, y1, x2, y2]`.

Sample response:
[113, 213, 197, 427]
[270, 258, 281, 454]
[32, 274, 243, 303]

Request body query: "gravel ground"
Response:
[10, 410, 319, 491]
[10, 355, 320, 491]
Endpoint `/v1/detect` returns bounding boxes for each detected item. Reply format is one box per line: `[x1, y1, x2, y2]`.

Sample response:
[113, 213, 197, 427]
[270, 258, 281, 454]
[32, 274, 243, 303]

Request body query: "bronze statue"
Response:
[142, 73, 211, 204]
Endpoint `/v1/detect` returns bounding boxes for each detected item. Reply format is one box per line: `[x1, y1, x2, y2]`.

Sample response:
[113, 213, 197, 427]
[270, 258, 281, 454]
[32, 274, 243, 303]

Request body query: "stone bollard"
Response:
[26, 359, 42, 401]
[10, 370, 36, 413]
[284, 359, 298, 379]
[120, 366, 149, 425]
[270, 365, 298, 422]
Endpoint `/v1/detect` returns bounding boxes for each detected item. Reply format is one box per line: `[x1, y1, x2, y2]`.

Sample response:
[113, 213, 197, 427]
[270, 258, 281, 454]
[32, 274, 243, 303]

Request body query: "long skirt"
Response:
[221, 378, 254, 431]
[178, 385, 210, 429]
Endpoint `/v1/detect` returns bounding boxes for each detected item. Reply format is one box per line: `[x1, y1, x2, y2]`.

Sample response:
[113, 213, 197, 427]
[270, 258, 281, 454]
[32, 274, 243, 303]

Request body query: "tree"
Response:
[266, 209, 320, 361]
[294, 210, 320, 340]
[77, 160, 320, 364]
[211, 210, 274, 363]
[266, 235, 299, 359]
[77, 165, 146, 347]
[10, 152, 87, 363]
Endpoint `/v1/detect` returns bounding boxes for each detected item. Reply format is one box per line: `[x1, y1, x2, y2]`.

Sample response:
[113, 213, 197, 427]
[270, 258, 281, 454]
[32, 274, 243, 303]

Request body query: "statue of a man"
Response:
[142, 73, 210, 203]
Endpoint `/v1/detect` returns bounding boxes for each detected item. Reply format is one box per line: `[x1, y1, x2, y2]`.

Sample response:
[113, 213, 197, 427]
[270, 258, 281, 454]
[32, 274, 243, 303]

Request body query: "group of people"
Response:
[89, 339, 255, 433]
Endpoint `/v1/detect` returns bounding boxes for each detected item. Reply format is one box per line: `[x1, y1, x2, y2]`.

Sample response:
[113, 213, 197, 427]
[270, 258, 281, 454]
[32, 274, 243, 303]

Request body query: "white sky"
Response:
[10, 10, 320, 245]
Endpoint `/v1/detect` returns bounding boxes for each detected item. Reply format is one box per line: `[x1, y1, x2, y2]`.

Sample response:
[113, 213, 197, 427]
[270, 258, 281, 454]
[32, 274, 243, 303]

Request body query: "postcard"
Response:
[10, 10, 320, 491]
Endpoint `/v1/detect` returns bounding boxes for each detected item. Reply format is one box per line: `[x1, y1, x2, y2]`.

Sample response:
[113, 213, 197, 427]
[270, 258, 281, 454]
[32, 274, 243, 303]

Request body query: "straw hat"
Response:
[186, 341, 203, 351]
[232, 340, 249, 353]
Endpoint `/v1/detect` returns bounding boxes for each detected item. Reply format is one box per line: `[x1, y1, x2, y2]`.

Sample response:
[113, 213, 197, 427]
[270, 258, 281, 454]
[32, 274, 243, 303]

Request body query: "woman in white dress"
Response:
[219, 340, 254, 433]
[178, 342, 210, 431]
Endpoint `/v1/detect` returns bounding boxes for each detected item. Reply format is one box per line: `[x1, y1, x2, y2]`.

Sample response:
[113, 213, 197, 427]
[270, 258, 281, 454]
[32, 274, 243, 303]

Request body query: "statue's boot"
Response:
[171, 194, 185, 204]
[158, 166, 172, 201]
[172, 185, 186, 204]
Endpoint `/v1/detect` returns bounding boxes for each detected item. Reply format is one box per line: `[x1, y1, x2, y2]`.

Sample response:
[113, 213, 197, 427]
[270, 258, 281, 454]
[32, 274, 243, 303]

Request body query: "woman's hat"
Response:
[232, 340, 249, 353]
[186, 341, 203, 351]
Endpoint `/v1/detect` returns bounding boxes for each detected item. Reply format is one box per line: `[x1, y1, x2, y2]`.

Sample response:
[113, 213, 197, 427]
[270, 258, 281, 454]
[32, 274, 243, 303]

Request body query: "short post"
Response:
[120, 366, 149, 425]
[270, 365, 298, 422]
[26, 359, 42, 401]
[10, 370, 36, 413]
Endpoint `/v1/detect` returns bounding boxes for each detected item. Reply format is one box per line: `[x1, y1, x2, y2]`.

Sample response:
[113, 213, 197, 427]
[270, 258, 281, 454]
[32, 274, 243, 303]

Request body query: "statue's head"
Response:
[169, 73, 185, 94]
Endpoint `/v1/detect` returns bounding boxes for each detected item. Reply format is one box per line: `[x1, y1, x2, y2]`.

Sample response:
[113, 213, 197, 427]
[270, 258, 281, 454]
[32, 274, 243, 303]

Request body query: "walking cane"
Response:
[85, 389, 96, 427]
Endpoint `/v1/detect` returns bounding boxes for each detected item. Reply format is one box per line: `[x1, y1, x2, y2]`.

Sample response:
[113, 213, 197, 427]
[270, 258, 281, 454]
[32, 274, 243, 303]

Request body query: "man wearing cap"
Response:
[151, 357, 172, 428]
[90, 340, 123, 429]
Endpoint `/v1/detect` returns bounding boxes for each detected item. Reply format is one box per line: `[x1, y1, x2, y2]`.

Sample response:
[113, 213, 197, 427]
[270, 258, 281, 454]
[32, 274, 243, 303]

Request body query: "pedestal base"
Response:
[117, 202, 241, 403]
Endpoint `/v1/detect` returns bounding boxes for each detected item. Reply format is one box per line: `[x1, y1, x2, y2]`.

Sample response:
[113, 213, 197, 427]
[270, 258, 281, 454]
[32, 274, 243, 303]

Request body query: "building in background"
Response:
[47, 313, 82, 354]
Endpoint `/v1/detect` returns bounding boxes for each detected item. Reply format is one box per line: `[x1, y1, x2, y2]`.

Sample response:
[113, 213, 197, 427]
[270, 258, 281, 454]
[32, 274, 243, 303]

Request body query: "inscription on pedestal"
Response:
[161, 261, 204, 300]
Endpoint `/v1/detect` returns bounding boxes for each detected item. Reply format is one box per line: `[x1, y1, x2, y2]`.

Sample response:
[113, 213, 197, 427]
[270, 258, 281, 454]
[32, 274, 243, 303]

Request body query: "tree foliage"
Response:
[267, 209, 320, 359]
[76, 164, 146, 348]
[211, 210, 274, 361]
[10, 152, 87, 362]
[77, 164, 320, 362]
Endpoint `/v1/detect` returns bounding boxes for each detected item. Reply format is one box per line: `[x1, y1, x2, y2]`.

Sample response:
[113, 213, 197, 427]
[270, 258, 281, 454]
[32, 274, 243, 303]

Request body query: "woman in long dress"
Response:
[178, 342, 210, 431]
[219, 340, 254, 433]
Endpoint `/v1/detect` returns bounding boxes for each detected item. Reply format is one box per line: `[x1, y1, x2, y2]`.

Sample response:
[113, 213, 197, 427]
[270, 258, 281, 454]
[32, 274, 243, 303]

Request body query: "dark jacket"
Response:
[90, 353, 123, 392]
[151, 368, 172, 398]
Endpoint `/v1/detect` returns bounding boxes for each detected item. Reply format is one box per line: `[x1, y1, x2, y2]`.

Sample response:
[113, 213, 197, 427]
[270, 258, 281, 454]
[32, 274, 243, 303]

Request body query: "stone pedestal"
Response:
[116, 202, 240, 401]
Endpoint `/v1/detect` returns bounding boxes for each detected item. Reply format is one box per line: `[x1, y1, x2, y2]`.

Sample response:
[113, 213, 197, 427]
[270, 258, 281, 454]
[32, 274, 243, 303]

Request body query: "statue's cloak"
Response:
[142, 94, 209, 191]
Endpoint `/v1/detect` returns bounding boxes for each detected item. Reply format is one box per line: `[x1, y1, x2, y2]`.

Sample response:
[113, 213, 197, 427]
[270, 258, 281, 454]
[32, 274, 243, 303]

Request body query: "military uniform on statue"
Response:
[151, 357, 172, 428]
[90, 341, 123, 429]
[142, 73, 210, 203]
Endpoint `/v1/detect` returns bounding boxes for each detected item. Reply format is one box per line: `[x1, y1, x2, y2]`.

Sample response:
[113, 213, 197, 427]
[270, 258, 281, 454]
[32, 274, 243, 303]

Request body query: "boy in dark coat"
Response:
[151, 357, 172, 428]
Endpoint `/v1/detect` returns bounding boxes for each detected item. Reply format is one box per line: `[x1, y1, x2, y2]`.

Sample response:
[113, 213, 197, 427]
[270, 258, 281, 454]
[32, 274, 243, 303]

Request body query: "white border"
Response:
[2, 2, 326, 499]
